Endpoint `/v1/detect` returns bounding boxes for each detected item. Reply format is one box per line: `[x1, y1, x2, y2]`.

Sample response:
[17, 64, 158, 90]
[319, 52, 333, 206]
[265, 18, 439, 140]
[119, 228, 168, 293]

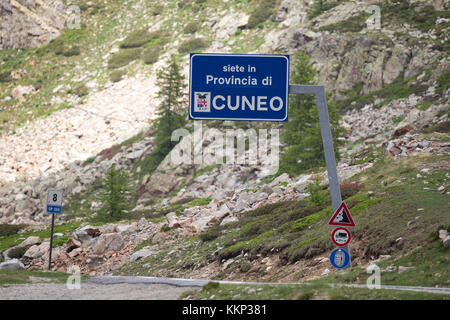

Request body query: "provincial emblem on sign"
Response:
[194, 92, 210, 112]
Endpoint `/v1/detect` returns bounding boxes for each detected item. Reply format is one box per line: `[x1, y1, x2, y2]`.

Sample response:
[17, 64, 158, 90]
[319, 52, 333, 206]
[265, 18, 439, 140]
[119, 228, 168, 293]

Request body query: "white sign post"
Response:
[46, 190, 63, 270]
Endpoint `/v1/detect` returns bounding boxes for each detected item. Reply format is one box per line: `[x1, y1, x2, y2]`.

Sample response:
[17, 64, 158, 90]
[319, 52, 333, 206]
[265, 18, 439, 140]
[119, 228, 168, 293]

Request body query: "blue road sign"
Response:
[189, 53, 289, 122]
[330, 248, 350, 269]
[46, 205, 62, 214]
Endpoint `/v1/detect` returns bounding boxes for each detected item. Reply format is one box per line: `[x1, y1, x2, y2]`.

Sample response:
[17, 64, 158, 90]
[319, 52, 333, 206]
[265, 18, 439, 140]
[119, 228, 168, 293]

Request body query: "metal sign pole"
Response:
[289, 85, 351, 267]
[48, 212, 55, 270]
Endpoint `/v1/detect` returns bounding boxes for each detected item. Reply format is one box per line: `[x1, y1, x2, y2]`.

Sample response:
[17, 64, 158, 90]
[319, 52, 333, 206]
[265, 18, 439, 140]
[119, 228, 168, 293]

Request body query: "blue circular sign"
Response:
[330, 248, 350, 269]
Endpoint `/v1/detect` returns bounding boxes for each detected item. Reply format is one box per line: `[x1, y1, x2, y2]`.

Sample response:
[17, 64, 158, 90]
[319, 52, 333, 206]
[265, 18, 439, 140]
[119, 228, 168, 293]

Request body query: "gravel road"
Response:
[0, 282, 198, 300]
[1, 275, 448, 300]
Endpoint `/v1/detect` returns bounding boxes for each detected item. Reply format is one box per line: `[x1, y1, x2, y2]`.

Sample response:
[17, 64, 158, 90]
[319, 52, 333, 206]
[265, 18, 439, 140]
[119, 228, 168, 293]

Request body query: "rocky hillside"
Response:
[0, 0, 66, 49]
[0, 0, 449, 289]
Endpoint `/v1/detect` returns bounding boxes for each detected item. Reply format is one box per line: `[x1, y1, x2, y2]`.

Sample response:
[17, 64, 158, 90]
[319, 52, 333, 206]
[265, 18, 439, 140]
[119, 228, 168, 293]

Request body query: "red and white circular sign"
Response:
[331, 227, 351, 247]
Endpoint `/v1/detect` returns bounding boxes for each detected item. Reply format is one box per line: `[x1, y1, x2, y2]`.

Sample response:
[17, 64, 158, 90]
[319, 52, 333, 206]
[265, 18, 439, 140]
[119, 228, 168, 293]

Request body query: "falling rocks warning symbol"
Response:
[328, 202, 355, 227]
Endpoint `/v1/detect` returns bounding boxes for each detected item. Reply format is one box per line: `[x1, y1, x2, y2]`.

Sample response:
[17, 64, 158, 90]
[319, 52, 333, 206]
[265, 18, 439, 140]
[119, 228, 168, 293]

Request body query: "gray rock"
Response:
[23, 242, 49, 259]
[166, 212, 181, 229]
[214, 204, 230, 220]
[126, 149, 145, 161]
[74, 226, 101, 244]
[384, 265, 397, 272]
[191, 215, 213, 233]
[18, 236, 40, 248]
[92, 233, 125, 255]
[138, 217, 149, 230]
[11, 85, 35, 99]
[256, 192, 268, 202]
[439, 229, 449, 240]
[443, 236, 450, 248]
[115, 223, 136, 234]
[260, 185, 273, 195]
[398, 266, 414, 273]
[270, 173, 290, 186]
[220, 216, 238, 226]
[130, 249, 155, 262]
[0, 259, 25, 270]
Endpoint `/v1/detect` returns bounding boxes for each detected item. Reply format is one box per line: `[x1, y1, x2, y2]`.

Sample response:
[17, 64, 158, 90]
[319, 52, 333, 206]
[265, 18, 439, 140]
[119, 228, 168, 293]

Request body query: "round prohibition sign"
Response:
[331, 227, 351, 247]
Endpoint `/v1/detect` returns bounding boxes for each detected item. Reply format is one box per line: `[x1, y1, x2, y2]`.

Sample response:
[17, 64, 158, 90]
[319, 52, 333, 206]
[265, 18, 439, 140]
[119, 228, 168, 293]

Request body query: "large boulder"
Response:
[73, 226, 101, 247]
[191, 215, 214, 233]
[91, 233, 125, 255]
[66, 238, 81, 252]
[214, 10, 249, 40]
[18, 236, 41, 248]
[0, 259, 25, 270]
[166, 212, 181, 229]
[3, 246, 27, 260]
[24, 242, 49, 259]
[214, 204, 230, 221]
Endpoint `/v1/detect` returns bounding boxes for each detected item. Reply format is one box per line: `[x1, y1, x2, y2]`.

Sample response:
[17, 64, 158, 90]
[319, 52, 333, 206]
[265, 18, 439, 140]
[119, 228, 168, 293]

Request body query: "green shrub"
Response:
[246, 0, 278, 29]
[177, 0, 191, 9]
[62, 46, 81, 57]
[422, 120, 450, 134]
[0, 71, 12, 83]
[92, 167, 132, 223]
[199, 227, 221, 242]
[187, 198, 212, 207]
[184, 22, 199, 34]
[436, 70, 450, 95]
[151, 3, 164, 15]
[110, 70, 126, 82]
[142, 46, 161, 65]
[202, 281, 220, 291]
[308, 1, 342, 20]
[178, 38, 207, 54]
[107, 48, 142, 69]
[239, 262, 251, 273]
[306, 179, 329, 206]
[6, 246, 27, 259]
[51, 38, 66, 55]
[120, 29, 153, 48]
[160, 225, 171, 232]
[72, 83, 89, 97]
[340, 182, 364, 200]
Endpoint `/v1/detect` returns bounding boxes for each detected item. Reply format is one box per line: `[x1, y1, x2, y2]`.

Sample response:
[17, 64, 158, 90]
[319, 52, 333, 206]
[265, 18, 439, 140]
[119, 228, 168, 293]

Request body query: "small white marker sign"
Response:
[46, 190, 63, 213]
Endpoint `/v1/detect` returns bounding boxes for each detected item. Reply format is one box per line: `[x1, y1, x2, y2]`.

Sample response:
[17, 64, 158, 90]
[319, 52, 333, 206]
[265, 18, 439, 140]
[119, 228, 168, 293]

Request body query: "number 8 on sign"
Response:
[47, 190, 63, 206]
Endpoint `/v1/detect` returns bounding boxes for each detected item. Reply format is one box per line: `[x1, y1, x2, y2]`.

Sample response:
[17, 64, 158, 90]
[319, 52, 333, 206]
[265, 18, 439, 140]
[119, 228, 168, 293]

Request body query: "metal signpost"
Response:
[46, 189, 63, 270]
[189, 53, 351, 269]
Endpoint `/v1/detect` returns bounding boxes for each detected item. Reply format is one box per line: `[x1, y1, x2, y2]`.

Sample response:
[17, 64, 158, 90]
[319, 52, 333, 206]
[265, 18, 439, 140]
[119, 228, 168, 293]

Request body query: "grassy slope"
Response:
[117, 149, 450, 291]
[0, 221, 82, 252]
[181, 282, 449, 300]
[0, 269, 75, 286]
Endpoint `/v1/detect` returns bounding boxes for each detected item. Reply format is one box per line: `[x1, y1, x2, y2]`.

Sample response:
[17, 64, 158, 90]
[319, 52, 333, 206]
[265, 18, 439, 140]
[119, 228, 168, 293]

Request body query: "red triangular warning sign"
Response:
[328, 202, 355, 227]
